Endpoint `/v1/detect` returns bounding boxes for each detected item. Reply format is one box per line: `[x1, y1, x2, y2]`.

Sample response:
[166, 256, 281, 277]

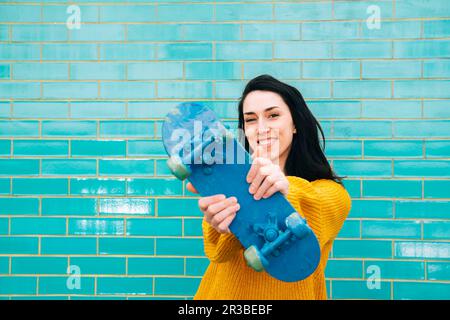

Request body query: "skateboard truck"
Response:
[244, 212, 311, 273]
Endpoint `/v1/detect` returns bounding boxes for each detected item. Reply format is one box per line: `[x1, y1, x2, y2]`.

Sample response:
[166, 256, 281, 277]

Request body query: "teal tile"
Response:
[128, 24, 182, 41]
[128, 62, 183, 80]
[217, 42, 272, 60]
[396, 200, 450, 219]
[97, 277, 153, 295]
[0, 44, 40, 61]
[0, 160, 39, 176]
[42, 121, 97, 137]
[395, 241, 449, 259]
[0, 277, 36, 295]
[303, 22, 358, 40]
[157, 43, 212, 60]
[333, 160, 392, 177]
[424, 180, 450, 198]
[13, 63, 68, 80]
[70, 296, 123, 300]
[68, 218, 124, 236]
[0, 140, 11, 156]
[42, 159, 97, 176]
[243, 62, 301, 79]
[341, 179, 361, 198]
[182, 24, 239, 41]
[99, 237, 154, 255]
[156, 238, 204, 256]
[71, 140, 126, 157]
[349, 200, 393, 218]
[424, 60, 450, 78]
[41, 237, 97, 255]
[363, 180, 422, 198]
[334, 1, 393, 19]
[426, 140, 450, 158]
[12, 257, 67, 275]
[396, 0, 450, 18]
[424, 100, 450, 118]
[325, 140, 362, 158]
[100, 5, 156, 22]
[0, 25, 8, 41]
[99, 160, 154, 176]
[184, 218, 202, 237]
[0, 64, 9, 79]
[0, 82, 40, 99]
[70, 63, 126, 80]
[333, 240, 392, 258]
[334, 80, 391, 98]
[362, 101, 422, 119]
[362, 21, 421, 39]
[394, 160, 450, 177]
[394, 282, 450, 300]
[70, 178, 126, 196]
[126, 178, 182, 196]
[99, 198, 154, 216]
[394, 40, 450, 58]
[157, 81, 213, 99]
[423, 221, 450, 240]
[216, 3, 272, 21]
[186, 62, 240, 80]
[214, 80, 246, 99]
[43, 5, 98, 23]
[364, 260, 425, 280]
[11, 217, 66, 235]
[363, 61, 421, 78]
[336, 220, 360, 238]
[14, 140, 69, 156]
[42, 198, 97, 216]
[0, 178, 10, 195]
[0, 121, 39, 136]
[12, 25, 67, 41]
[395, 81, 450, 98]
[155, 277, 201, 296]
[0, 257, 8, 274]
[127, 140, 165, 156]
[243, 23, 300, 41]
[0, 5, 40, 22]
[0, 218, 8, 235]
[157, 4, 212, 22]
[290, 80, 331, 99]
[39, 277, 95, 295]
[275, 42, 331, 59]
[0, 237, 38, 254]
[424, 19, 450, 38]
[362, 220, 421, 239]
[157, 199, 202, 217]
[71, 101, 126, 119]
[100, 121, 154, 137]
[186, 258, 209, 277]
[334, 42, 392, 59]
[325, 260, 363, 278]
[427, 262, 450, 281]
[334, 121, 392, 138]
[364, 140, 423, 158]
[100, 44, 156, 61]
[128, 258, 184, 276]
[13, 101, 69, 118]
[126, 218, 181, 236]
[332, 280, 391, 299]
[69, 24, 125, 41]
[43, 82, 98, 99]
[0, 101, 10, 118]
[42, 44, 98, 60]
[12, 296, 67, 300]
[70, 257, 126, 275]
[0, 198, 39, 215]
[303, 61, 360, 79]
[275, 2, 332, 20]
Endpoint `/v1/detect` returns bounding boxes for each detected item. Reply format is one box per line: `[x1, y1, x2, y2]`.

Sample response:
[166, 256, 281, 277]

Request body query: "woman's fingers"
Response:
[253, 174, 275, 200]
[186, 182, 198, 194]
[210, 204, 240, 232]
[198, 194, 226, 212]
[217, 213, 237, 234]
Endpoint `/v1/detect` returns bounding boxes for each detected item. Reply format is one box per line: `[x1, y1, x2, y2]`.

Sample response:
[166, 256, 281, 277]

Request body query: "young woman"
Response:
[187, 75, 352, 300]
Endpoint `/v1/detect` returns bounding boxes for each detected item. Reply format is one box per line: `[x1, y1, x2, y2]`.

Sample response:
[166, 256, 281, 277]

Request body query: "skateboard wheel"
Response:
[244, 246, 264, 272]
[167, 156, 191, 180]
[285, 212, 309, 239]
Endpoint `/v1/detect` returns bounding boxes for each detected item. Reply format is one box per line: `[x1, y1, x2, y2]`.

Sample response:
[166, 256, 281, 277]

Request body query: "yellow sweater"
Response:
[193, 176, 352, 300]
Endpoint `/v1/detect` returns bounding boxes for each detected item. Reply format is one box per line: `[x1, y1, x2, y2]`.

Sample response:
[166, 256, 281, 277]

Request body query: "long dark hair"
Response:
[237, 74, 346, 186]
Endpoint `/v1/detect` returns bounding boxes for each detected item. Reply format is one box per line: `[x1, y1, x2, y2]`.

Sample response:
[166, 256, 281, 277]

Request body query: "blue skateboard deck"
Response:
[162, 102, 320, 282]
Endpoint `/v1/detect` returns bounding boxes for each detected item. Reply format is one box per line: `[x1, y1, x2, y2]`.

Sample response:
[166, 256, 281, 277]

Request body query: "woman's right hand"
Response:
[187, 182, 240, 234]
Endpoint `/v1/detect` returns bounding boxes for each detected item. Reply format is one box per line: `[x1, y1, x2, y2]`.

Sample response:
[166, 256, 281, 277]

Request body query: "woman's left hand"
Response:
[246, 146, 289, 200]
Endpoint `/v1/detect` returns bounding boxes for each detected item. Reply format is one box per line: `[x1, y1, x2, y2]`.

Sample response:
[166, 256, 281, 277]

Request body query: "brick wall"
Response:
[0, 0, 449, 299]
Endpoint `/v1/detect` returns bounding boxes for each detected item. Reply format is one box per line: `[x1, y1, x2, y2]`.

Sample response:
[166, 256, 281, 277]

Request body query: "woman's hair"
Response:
[237, 74, 346, 186]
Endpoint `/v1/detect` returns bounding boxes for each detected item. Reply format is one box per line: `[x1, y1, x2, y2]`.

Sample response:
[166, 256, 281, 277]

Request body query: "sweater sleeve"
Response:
[201, 218, 243, 263]
[285, 176, 352, 250]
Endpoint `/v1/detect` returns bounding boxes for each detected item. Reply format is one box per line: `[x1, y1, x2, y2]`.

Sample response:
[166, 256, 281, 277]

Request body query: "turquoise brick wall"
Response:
[0, 0, 449, 300]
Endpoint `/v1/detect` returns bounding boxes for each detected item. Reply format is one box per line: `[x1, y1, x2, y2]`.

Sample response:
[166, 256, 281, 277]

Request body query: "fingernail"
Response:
[235, 204, 240, 210]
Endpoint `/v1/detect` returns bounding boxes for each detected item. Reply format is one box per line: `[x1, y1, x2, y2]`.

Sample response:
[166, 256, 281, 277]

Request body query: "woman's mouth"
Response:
[257, 138, 277, 146]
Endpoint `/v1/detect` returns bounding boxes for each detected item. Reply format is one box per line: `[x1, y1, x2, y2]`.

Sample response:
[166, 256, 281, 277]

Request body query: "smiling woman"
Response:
[189, 75, 352, 300]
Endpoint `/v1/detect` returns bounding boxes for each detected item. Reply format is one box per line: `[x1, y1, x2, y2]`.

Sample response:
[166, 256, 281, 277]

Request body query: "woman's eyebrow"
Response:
[243, 106, 280, 115]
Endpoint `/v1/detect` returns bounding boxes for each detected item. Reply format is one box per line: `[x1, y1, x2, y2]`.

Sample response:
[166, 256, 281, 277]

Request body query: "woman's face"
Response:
[242, 90, 296, 168]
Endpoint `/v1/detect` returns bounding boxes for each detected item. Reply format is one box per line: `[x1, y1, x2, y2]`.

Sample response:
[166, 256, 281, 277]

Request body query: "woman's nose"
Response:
[257, 119, 269, 133]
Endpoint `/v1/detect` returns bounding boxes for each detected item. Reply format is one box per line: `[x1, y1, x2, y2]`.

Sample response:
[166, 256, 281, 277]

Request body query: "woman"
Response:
[188, 74, 352, 300]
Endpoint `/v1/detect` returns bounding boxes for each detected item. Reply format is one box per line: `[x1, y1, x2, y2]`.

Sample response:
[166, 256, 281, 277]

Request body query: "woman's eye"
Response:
[244, 118, 256, 123]
[269, 113, 279, 118]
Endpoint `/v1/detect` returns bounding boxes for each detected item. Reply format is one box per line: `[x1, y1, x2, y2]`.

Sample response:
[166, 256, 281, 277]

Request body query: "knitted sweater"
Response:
[193, 176, 352, 300]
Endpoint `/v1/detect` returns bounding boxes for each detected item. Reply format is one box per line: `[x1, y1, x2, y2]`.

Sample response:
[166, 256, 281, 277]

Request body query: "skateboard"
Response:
[161, 102, 320, 282]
